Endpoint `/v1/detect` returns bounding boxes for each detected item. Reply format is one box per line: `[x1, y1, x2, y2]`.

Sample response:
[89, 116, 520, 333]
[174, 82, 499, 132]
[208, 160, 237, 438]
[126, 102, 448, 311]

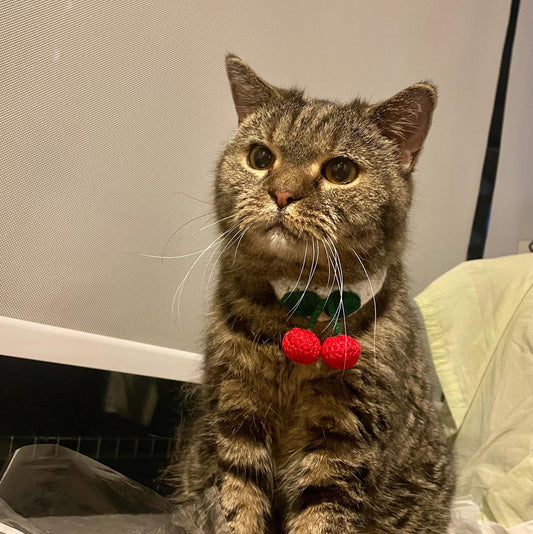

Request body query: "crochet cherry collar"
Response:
[268, 269, 387, 369]
[269, 268, 387, 321]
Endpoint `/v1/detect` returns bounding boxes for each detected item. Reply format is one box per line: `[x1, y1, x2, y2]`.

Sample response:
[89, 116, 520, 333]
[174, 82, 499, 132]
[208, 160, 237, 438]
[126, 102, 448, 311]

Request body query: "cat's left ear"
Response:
[226, 55, 286, 123]
[367, 82, 437, 173]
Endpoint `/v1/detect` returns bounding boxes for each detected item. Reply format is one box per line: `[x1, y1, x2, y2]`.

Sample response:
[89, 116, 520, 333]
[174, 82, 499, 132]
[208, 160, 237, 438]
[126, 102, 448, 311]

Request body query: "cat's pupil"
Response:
[331, 158, 351, 181]
[249, 145, 274, 169]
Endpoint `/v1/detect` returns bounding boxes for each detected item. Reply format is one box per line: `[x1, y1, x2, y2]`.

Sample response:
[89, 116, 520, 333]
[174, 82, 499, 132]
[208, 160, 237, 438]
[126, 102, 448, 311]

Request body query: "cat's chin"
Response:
[246, 219, 311, 263]
[263, 226, 307, 260]
[240, 220, 296, 254]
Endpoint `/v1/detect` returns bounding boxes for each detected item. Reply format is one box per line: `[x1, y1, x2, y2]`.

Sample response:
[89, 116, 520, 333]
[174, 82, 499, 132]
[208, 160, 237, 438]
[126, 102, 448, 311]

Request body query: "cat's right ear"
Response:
[367, 82, 437, 173]
[225, 55, 284, 123]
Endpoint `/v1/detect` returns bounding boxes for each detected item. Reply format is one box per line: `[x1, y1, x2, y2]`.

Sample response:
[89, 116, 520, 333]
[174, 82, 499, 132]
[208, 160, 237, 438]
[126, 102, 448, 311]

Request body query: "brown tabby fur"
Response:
[166, 55, 455, 534]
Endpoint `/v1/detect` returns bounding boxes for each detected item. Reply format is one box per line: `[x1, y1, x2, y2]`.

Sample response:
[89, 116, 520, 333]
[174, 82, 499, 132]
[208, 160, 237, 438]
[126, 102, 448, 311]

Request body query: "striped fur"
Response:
[165, 57, 454, 533]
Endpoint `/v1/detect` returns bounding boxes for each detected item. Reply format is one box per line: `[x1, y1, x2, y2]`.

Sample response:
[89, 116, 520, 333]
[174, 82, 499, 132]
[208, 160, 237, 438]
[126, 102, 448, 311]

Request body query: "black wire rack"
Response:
[0, 434, 177, 462]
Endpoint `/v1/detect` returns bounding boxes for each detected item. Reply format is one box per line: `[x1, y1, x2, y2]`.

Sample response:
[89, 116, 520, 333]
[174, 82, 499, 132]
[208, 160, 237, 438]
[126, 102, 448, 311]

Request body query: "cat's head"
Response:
[215, 55, 436, 278]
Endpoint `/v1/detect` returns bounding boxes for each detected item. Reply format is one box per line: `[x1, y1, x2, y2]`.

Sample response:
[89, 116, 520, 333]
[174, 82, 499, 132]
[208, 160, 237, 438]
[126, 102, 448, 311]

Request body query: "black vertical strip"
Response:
[467, 0, 521, 260]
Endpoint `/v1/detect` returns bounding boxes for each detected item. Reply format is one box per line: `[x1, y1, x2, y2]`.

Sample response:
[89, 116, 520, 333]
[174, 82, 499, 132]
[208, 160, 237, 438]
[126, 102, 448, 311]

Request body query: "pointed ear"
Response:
[368, 82, 437, 172]
[225, 55, 285, 123]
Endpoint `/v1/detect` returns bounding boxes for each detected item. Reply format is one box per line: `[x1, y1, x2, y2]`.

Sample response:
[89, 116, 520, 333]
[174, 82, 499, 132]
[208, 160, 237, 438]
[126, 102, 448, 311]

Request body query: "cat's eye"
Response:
[248, 144, 275, 170]
[322, 157, 359, 184]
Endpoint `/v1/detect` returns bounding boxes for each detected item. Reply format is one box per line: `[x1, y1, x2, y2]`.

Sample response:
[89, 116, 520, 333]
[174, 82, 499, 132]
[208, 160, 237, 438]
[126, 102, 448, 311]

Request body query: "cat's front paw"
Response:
[286, 505, 359, 534]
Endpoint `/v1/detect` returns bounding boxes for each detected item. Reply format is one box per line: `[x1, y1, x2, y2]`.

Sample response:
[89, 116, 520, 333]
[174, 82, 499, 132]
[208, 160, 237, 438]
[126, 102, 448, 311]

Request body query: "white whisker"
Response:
[135, 250, 213, 260]
[321, 237, 344, 334]
[328, 237, 348, 371]
[287, 237, 318, 318]
[132, 214, 236, 261]
[233, 226, 250, 264]
[161, 210, 215, 260]
[171, 218, 245, 325]
[203, 221, 249, 293]
[308, 238, 320, 287]
[202, 238, 227, 297]
[170, 191, 210, 204]
[319, 238, 337, 302]
[197, 214, 236, 233]
[287, 240, 309, 296]
[352, 248, 377, 362]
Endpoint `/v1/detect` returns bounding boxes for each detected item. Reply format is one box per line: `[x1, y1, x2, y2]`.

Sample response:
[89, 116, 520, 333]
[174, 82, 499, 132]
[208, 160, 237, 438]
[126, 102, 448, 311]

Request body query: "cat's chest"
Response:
[270, 364, 302, 467]
[270, 360, 325, 442]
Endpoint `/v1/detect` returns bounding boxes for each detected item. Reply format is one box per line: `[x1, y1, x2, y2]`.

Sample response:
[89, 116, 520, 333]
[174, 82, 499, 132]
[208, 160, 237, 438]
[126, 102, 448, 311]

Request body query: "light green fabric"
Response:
[416, 254, 533, 527]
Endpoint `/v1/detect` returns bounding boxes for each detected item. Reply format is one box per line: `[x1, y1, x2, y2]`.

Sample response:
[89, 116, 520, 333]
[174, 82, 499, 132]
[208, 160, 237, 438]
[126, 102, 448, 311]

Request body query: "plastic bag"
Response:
[1, 444, 529, 534]
[448, 497, 533, 534]
[0, 444, 229, 534]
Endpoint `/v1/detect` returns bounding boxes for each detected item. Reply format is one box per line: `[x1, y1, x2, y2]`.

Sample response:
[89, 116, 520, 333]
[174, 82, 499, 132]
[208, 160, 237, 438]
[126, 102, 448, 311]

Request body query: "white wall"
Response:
[485, 0, 533, 258]
[0, 1, 510, 354]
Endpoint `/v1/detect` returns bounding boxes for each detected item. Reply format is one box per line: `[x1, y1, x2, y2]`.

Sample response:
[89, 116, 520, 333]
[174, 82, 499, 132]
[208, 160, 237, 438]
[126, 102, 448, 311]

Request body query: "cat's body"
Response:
[166, 56, 454, 534]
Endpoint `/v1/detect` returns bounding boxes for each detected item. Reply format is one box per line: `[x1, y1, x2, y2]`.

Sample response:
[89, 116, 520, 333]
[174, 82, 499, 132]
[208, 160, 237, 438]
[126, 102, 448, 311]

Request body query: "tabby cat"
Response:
[166, 55, 454, 534]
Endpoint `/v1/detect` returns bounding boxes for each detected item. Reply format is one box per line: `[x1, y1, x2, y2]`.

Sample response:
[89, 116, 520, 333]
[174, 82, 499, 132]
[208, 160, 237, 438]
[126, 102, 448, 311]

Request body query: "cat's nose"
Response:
[269, 190, 301, 209]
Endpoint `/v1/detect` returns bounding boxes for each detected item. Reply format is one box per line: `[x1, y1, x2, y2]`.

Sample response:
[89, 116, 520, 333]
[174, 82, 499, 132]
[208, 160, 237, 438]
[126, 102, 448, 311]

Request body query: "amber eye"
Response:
[322, 156, 359, 184]
[248, 144, 274, 170]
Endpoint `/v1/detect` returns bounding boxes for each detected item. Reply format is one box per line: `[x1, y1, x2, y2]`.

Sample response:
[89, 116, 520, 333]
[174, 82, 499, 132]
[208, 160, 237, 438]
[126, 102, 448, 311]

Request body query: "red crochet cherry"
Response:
[320, 335, 361, 369]
[282, 328, 321, 364]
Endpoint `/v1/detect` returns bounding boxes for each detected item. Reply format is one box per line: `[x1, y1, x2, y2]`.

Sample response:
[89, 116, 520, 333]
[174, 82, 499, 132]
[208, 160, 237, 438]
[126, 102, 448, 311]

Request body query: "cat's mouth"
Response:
[264, 220, 300, 242]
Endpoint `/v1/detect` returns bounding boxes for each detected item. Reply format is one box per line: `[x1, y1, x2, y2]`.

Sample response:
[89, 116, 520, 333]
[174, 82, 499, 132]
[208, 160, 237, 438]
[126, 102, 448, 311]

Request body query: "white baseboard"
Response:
[0, 316, 203, 383]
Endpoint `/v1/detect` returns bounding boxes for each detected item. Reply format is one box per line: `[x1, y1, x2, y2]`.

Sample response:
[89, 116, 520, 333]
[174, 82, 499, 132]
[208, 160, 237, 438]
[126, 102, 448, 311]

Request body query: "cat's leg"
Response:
[280, 451, 370, 534]
[278, 396, 380, 534]
[279, 397, 452, 534]
[215, 377, 274, 534]
[165, 412, 216, 500]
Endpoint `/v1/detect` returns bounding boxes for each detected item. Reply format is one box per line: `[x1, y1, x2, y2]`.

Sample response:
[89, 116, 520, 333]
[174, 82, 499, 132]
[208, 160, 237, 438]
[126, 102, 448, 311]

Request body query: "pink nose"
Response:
[270, 190, 299, 209]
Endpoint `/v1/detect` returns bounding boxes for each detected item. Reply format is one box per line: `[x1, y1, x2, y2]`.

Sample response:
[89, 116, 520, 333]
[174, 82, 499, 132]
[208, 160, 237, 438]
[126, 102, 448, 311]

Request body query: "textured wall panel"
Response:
[0, 1, 509, 352]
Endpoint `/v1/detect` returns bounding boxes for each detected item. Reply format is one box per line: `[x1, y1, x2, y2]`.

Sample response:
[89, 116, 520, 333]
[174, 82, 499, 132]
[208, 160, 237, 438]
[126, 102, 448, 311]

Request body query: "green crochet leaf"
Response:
[280, 290, 361, 319]
[324, 290, 361, 318]
[280, 291, 323, 316]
